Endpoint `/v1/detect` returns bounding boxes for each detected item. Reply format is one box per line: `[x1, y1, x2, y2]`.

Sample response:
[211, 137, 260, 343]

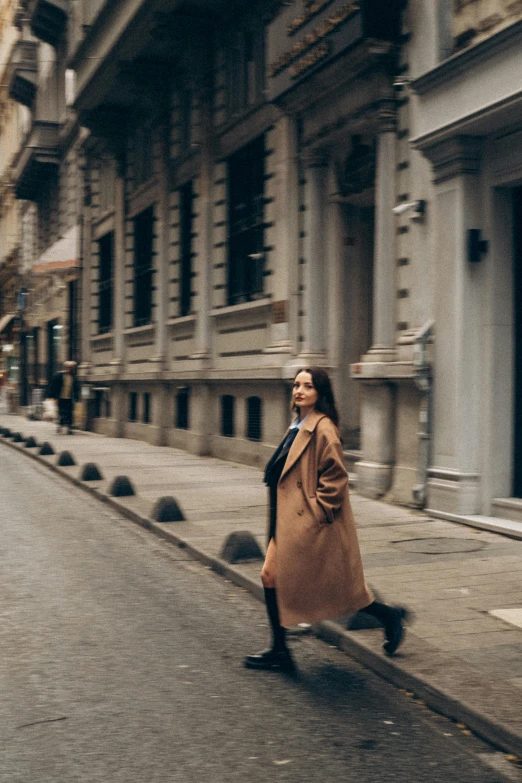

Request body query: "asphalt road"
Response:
[1, 446, 521, 783]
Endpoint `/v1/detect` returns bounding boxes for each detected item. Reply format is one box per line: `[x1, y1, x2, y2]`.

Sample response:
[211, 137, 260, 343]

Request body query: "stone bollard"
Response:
[150, 496, 185, 522]
[24, 436, 38, 448]
[220, 531, 264, 564]
[57, 450, 76, 467]
[39, 441, 55, 456]
[80, 463, 104, 481]
[109, 475, 135, 497]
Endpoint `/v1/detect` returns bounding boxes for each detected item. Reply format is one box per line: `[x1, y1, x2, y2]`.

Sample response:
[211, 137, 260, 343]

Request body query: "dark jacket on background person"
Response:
[47, 371, 80, 402]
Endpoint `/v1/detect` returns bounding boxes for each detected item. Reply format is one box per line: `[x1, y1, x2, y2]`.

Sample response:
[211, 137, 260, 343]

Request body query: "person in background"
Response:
[47, 360, 80, 435]
[244, 367, 410, 673]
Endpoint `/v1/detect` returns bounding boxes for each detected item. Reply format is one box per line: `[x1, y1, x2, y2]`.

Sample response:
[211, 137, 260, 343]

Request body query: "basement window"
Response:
[221, 395, 235, 438]
[246, 396, 262, 442]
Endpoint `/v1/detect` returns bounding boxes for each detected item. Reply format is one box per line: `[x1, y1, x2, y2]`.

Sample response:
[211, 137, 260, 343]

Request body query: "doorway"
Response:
[339, 203, 374, 449]
[513, 187, 522, 497]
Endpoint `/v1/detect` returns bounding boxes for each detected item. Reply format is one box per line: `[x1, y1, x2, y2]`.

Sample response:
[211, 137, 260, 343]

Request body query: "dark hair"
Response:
[293, 367, 340, 426]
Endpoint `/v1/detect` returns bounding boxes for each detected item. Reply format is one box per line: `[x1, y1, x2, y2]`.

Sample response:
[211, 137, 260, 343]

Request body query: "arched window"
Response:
[246, 396, 262, 442]
[221, 395, 235, 437]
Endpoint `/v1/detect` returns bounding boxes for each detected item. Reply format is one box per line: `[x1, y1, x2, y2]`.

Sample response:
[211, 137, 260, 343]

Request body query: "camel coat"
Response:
[274, 410, 373, 627]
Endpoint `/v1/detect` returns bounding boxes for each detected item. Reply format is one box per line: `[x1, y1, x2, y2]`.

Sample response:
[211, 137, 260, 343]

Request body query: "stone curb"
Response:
[2, 435, 522, 758]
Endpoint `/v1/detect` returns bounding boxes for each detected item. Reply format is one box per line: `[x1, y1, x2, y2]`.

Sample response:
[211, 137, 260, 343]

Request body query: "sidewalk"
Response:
[2, 413, 522, 757]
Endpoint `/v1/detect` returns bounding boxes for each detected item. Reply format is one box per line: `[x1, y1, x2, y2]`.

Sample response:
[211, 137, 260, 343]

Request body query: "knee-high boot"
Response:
[244, 588, 296, 671]
[361, 601, 411, 656]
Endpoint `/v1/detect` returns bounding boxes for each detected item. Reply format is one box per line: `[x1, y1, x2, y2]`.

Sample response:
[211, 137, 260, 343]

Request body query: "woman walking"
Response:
[245, 367, 409, 672]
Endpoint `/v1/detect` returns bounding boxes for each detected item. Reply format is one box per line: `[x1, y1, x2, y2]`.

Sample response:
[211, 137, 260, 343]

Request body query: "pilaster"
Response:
[299, 147, 328, 363]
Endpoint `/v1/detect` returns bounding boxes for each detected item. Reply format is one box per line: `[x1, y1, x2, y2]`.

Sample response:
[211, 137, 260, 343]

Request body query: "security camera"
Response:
[392, 200, 426, 217]
[393, 77, 410, 90]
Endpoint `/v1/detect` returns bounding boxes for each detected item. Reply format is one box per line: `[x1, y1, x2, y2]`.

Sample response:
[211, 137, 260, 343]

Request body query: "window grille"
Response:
[129, 392, 138, 422]
[98, 231, 113, 334]
[228, 135, 265, 305]
[179, 181, 193, 317]
[221, 395, 235, 438]
[133, 206, 154, 327]
[246, 396, 262, 442]
[143, 392, 151, 423]
[176, 387, 190, 430]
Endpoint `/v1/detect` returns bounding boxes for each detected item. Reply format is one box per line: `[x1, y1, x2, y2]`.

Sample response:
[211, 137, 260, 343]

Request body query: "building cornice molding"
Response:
[420, 135, 482, 184]
[411, 18, 522, 96]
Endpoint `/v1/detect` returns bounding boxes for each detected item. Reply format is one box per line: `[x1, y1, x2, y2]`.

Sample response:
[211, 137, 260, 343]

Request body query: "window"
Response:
[129, 392, 138, 422]
[94, 389, 111, 418]
[143, 392, 151, 423]
[179, 181, 193, 317]
[99, 157, 116, 213]
[246, 396, 262, 442]
[227, 28, 264, 115]
[221, 395, 235, 437]
[228, 135, 265, 305]
[98, 231, 113, 334]
[176, 387, 190, 430]
[133, 206, 154, 326]
[181, 87, 192, 153]
[133, 124, 154, 186]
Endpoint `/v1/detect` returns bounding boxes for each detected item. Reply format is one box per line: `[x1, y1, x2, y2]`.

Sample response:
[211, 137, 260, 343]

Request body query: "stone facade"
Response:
[2, 0, 522, 526]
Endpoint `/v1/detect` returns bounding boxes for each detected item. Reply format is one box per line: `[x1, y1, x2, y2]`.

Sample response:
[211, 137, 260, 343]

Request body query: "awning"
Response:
[0, 313, 16, 335]
[32, 224, 79, 275]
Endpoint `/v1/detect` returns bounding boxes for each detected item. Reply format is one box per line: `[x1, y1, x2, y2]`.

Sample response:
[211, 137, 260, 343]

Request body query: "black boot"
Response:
[244, 588, 296, 672]
[361, 601, 411, 656]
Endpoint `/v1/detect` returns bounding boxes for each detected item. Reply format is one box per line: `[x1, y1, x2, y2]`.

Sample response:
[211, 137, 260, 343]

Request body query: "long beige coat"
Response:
[274, 410, 373, 627]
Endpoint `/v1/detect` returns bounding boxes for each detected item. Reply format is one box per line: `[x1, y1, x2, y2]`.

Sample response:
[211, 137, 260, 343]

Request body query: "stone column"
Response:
[300, 148, 328, 362]
[152, 120, 170, 371]
[110, 158, 126, 437]
[264, 116, 297, 359]
[419, 136, 483, 515]
[369, 117, 397, 360]
[356, 110, 397, 499]
[191, 86, 213, 363]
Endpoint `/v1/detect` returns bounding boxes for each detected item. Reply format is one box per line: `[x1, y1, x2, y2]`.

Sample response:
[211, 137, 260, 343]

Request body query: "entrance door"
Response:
[513, 187, 522, 496]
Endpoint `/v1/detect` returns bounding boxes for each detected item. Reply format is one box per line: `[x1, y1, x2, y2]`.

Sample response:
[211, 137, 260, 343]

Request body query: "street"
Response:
[0, 446, 520, 783]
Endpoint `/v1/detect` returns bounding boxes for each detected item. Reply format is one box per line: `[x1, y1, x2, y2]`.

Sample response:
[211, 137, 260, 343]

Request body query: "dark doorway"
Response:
[513, 187, 522, 496]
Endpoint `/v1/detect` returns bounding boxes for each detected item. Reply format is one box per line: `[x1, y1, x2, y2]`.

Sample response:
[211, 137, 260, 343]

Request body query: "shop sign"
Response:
[267, 0, 363, 100]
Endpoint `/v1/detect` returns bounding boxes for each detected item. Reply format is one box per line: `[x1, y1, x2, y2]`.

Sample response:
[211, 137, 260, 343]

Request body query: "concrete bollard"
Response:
[39, 441, 55, 456]
[109, 475, 135, 497]
[220, 531, 264, 564]
[57, 450, 76, 467]
[151, 496, 185, 522]
[80, 463, 103, 481]
[24, 436, 38, 448]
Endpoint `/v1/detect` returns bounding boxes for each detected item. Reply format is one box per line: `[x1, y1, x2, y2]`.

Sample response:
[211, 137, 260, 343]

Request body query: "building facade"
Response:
[4, 0, 83, 409]
[2, 0, 522, 530]
[0, 0, 23, 405]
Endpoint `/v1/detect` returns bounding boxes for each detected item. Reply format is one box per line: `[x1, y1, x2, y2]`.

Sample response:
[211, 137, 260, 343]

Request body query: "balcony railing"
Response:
[8, 40, 38, 108]
[12, 121, 60, 201]
[29, 0, 68, 47]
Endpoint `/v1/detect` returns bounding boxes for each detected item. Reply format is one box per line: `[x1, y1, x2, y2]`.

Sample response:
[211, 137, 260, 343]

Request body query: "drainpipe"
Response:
[412, 320, 434, 507]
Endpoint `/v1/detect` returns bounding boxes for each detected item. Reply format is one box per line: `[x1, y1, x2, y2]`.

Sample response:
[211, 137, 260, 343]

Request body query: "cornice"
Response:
[411, 18, 522, 96]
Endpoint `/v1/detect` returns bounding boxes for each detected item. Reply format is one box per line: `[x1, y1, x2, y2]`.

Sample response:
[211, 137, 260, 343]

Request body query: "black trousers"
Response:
[58, 398, 73, 429]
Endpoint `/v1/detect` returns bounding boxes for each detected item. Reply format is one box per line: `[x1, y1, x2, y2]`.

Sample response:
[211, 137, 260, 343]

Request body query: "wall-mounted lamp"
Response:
[467, 229, 488, 263]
